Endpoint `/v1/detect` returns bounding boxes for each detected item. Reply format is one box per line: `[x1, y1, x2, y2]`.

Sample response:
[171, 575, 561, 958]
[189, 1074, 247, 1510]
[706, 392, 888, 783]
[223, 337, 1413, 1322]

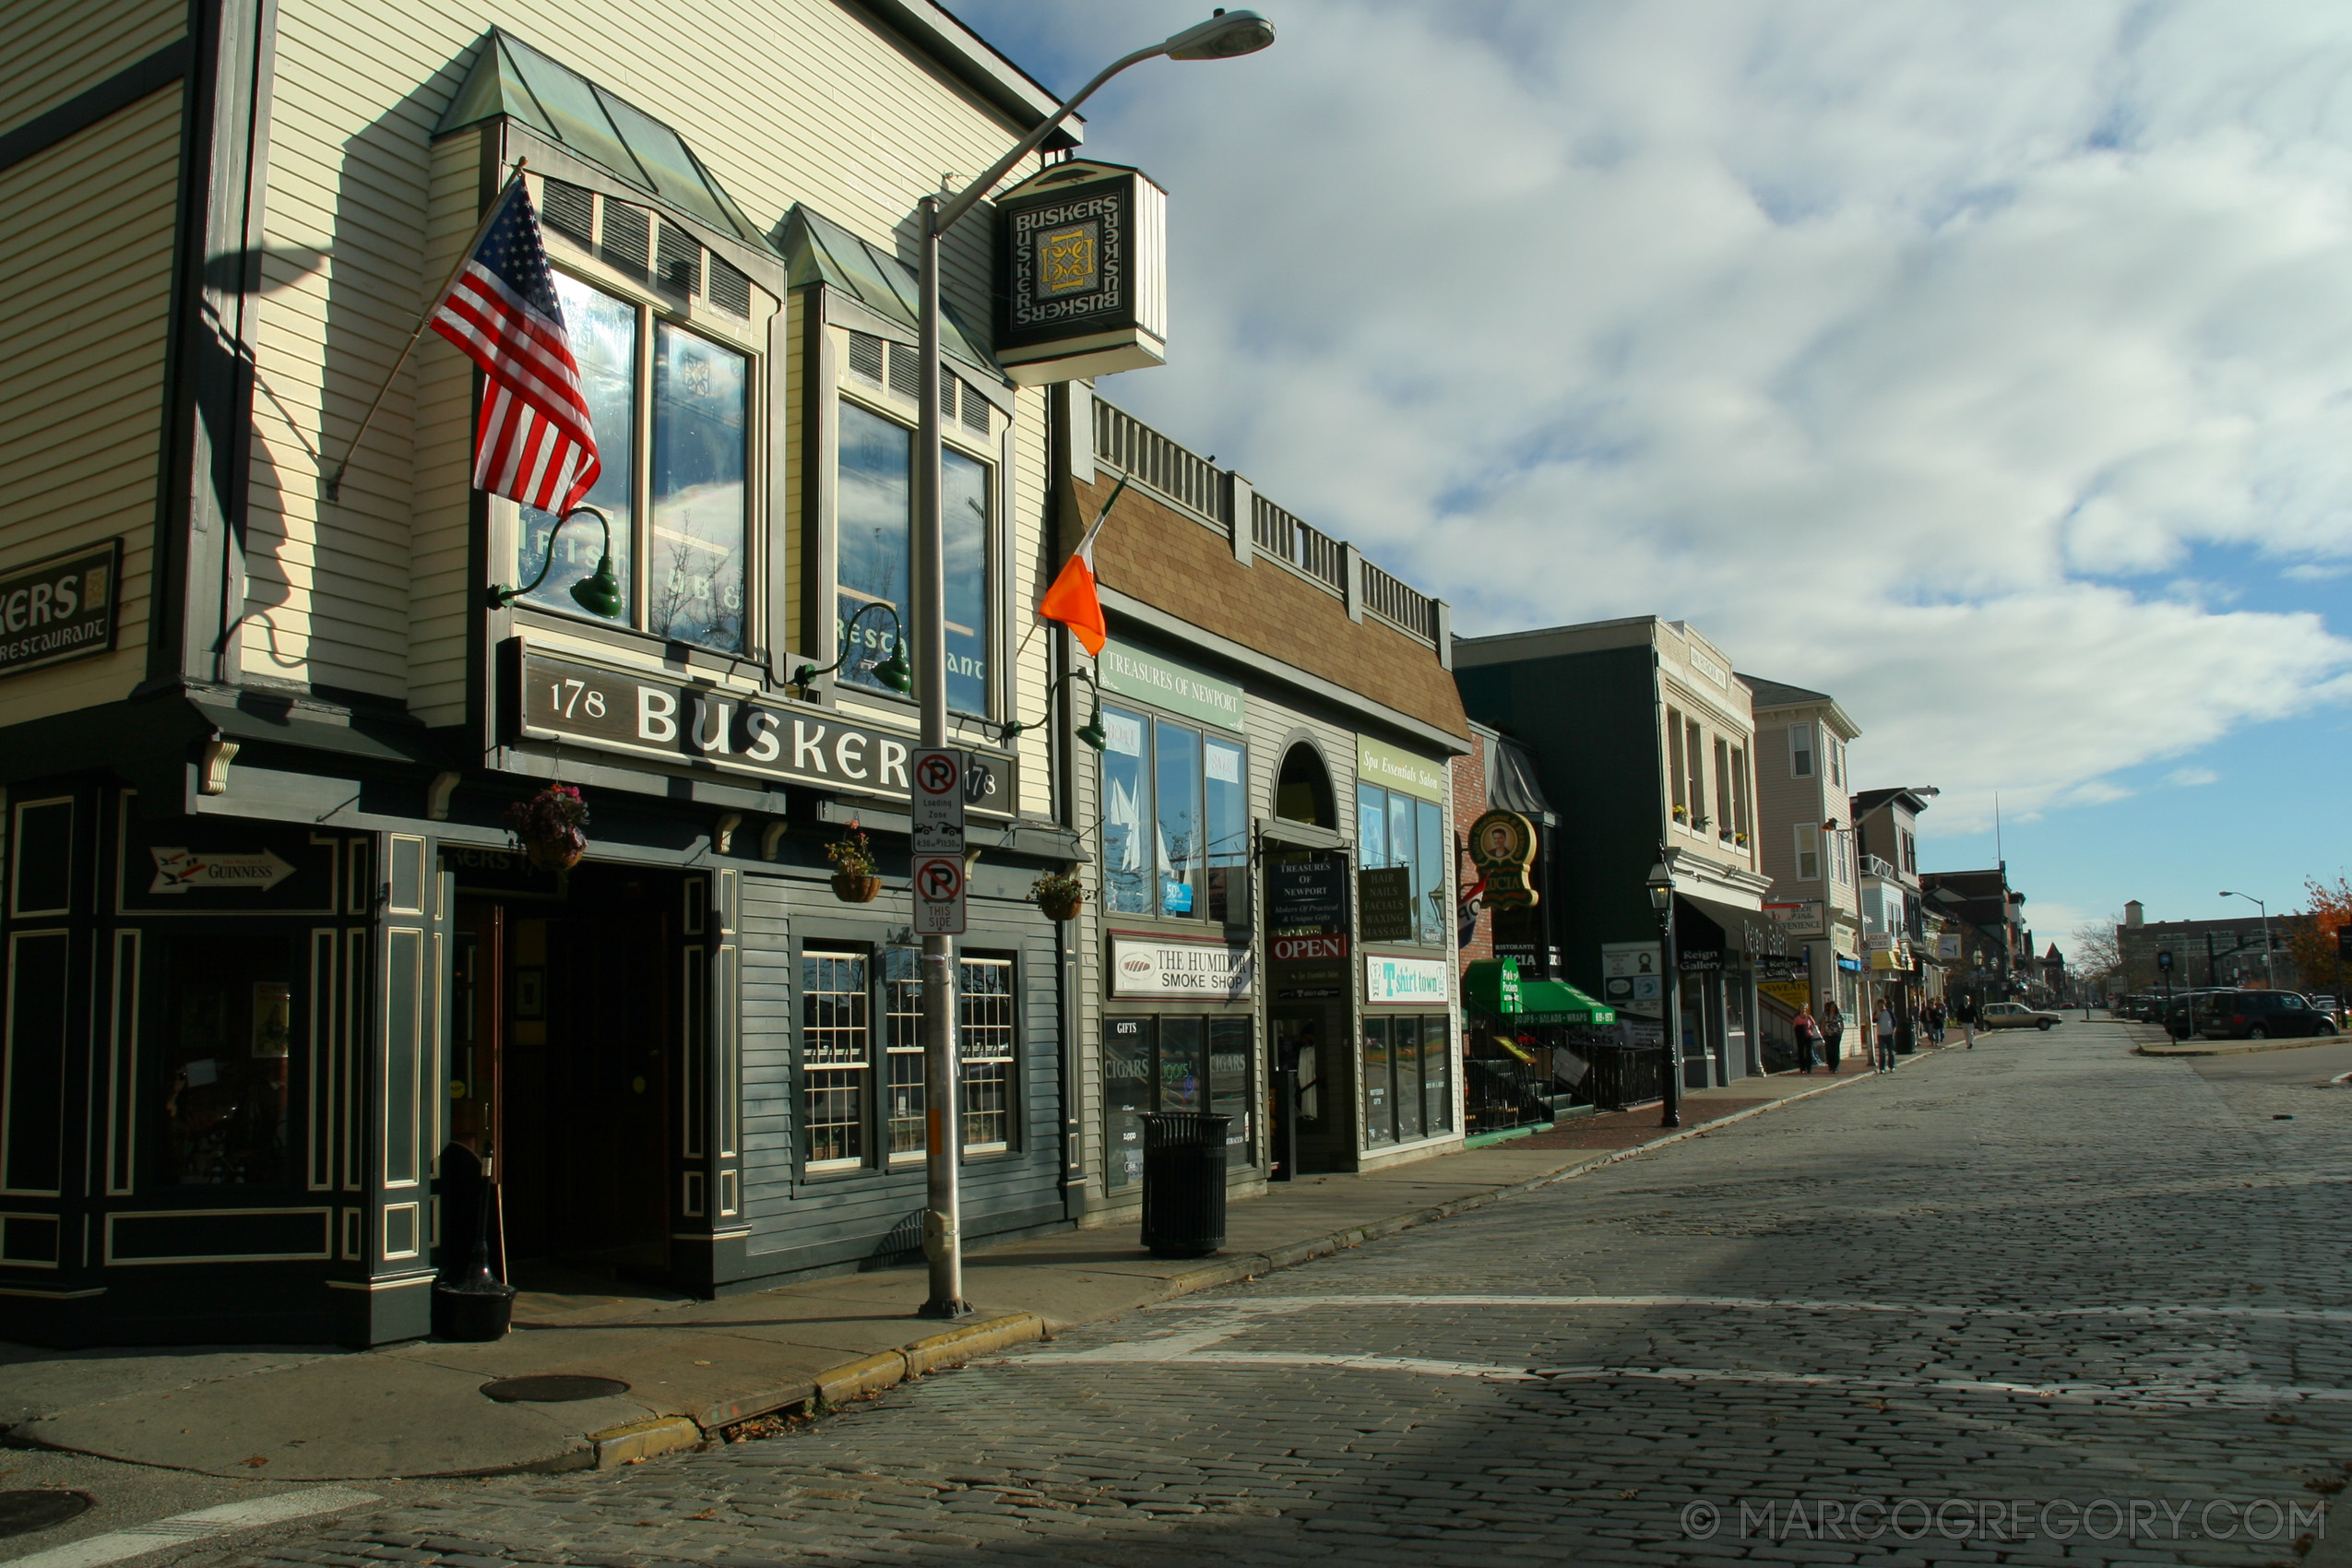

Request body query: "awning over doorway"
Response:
[1463, 957, 1616, 1025]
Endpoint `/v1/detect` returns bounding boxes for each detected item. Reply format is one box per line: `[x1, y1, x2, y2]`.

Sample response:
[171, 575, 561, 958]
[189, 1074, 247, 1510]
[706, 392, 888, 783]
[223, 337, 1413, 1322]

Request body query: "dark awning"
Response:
[1675, 890, 1790, 963]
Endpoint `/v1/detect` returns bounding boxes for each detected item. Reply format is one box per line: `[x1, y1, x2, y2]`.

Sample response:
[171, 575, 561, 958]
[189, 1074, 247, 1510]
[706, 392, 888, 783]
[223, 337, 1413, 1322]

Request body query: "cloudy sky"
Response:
[957, 0, 2352, 954]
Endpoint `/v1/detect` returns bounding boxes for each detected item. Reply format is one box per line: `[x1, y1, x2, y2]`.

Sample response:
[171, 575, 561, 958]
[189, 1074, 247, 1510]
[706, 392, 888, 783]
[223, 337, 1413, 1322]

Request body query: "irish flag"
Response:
[1038, 475, 1129, 658]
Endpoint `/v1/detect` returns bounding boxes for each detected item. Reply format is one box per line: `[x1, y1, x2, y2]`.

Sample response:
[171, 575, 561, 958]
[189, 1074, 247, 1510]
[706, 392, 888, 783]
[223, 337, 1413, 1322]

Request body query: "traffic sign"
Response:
[910, 748, 967, 856]
[913, 854, 967, 934]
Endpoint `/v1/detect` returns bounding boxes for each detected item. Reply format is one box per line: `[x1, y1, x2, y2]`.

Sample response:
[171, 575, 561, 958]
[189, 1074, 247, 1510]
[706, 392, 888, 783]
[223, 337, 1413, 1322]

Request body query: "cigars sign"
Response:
[510, 646, 1016, 817]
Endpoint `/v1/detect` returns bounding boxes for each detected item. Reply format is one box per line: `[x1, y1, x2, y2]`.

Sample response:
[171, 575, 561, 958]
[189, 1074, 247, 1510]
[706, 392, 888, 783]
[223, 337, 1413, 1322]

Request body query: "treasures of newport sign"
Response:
[509, 645, 1016, 817]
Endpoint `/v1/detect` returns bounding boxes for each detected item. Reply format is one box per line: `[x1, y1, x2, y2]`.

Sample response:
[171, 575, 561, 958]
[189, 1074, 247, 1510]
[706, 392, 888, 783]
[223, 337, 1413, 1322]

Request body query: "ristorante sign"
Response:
[511, 646, 1016, 817]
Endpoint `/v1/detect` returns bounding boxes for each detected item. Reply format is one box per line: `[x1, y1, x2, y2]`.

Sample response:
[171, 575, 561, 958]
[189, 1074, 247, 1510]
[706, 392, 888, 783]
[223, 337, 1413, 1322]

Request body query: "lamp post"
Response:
[2218, 890, 2274, 987]
[1646, 852, 1681, 1129]
[904, 9, 1275, 1319]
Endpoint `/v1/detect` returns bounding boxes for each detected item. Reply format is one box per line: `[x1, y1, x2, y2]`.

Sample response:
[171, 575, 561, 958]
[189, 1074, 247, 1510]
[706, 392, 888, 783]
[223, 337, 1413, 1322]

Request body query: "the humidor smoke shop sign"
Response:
[512, 647, 1016, 816]
[1111, 934, 1254, 1000]
[0, 540, 119, 678]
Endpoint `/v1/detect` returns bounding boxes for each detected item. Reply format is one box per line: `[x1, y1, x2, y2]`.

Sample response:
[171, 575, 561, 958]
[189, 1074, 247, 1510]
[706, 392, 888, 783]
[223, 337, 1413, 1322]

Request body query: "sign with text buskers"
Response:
[509, 644, 1017, 816]
[910, 748, 967, 934]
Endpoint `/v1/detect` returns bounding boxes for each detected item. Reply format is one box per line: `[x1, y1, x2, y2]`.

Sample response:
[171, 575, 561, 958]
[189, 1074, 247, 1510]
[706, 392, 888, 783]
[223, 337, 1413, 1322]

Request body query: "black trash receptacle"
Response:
[1140, 1111, 1230, 1258]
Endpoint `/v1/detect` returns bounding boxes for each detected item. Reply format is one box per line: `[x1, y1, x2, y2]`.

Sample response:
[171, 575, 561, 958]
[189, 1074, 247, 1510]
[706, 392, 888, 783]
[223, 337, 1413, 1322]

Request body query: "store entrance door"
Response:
[1271, 1002, 1349, 1174]
[451, 867, 674, 1284]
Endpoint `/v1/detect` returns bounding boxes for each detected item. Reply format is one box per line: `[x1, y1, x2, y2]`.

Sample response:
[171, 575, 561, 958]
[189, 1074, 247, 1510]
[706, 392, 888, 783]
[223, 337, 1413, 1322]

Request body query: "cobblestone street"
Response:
[223, 1024, 2352, 1566]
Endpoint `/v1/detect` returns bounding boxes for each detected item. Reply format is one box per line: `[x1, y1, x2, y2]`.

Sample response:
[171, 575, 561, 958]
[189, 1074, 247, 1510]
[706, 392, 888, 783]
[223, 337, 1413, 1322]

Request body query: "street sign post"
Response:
[910, 748, 968, 934]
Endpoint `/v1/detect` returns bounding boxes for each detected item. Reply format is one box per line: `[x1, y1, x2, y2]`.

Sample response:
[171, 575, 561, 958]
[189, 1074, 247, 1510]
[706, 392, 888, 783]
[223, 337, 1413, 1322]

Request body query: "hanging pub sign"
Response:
[506, 643, 1017, 819]
[0, 538, 120, 679]
[992, 159, 1168, 386]
[1466, 809, 1538, 909]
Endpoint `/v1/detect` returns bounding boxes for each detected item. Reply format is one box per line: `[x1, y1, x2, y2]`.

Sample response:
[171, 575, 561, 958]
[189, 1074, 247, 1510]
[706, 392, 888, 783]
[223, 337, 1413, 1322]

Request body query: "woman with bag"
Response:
[1823, 1000, 1846, 1071]
[1792, 1004, 1821, 1074]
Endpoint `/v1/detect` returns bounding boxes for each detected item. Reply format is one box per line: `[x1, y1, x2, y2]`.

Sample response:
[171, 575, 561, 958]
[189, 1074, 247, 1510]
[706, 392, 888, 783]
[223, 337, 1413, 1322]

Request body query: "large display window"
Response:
[1103, 1014, 1254, 1188]
[1360, 1014, 1453, 1148]
[1100, 707, 1248, 921]
[157, 933, 300, 1188]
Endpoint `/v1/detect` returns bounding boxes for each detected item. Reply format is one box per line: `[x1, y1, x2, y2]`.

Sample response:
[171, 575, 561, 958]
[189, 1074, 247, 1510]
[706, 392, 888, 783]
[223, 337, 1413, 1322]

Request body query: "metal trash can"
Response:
[1140, 1111, 1230, 1258]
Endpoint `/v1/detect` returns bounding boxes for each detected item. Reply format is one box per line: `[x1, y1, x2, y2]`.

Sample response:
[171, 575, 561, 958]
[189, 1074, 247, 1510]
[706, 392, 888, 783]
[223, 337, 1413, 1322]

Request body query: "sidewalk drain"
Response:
[481, 1375, 630, 1403]
[0, 1491, 92, 1537]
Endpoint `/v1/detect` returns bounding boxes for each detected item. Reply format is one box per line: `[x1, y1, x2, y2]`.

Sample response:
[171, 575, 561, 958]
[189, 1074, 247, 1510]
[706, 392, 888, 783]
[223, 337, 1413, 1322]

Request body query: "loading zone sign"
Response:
[914, 855, 967, 934]
[910, 748, 967, 856]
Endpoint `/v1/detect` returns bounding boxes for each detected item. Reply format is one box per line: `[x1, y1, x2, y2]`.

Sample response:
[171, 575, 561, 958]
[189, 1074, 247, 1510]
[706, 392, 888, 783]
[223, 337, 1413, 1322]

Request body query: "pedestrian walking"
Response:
[1954, 992, 1977, 1048]
[1792, 1004, 1820, 1074]
[1875, 1002, 1898, 1073]
[1924, 997, 1946, 1045]
[1823, 999, 1846, 1072]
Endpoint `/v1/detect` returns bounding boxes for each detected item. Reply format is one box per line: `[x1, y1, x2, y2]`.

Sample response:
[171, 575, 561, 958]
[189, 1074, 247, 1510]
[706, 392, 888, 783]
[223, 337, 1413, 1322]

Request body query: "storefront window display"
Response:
[1101, 706, 1248, 921]
[159, 934, 298, 1187]
[837, 399, 991, 713]
[1104, 1015, 1254, 1187]
[1360, 1015, 1451, 1147]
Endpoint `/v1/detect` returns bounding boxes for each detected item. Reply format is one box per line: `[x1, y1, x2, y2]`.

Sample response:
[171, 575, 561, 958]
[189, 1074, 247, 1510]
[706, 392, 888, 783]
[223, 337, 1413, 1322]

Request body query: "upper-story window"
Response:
[1901, 827, 1918, 876]
[1795, 823, 1822, 881]
[1357, 781, 1445, 945]
[836, 398, 992, 715]
[1790, 722, 1814, 778]
[1101, 705, 1247, 921]
[1683, 719, 1705, 829]
[1667, 706, 1687, 823]
[518, 272, 749, 653]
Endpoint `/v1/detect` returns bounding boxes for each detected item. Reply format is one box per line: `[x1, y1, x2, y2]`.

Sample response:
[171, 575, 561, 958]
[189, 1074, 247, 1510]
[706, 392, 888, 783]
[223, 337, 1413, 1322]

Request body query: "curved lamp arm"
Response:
[487, 505, 624, 618]
[793, 601, 913, 695]
[993, 670, 1106, 751]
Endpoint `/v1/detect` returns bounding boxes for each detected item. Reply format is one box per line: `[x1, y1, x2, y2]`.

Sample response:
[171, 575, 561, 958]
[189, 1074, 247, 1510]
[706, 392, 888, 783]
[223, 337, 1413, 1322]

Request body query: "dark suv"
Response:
[2200, 991, 2339, 1041]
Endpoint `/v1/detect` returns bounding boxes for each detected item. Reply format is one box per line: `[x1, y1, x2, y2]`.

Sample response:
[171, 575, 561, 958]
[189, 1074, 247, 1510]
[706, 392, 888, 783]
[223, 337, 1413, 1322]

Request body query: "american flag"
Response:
[430, 179, 600, 514]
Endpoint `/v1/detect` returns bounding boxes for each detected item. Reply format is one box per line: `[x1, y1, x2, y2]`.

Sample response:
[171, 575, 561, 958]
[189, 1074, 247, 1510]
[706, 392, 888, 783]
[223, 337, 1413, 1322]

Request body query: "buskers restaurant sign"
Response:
[511, 646, 1016, 817]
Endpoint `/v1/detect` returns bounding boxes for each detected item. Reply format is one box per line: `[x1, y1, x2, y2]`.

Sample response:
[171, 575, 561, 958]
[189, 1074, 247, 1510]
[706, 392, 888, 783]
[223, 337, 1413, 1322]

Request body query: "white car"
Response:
[1979, 1002, 2062, 1032]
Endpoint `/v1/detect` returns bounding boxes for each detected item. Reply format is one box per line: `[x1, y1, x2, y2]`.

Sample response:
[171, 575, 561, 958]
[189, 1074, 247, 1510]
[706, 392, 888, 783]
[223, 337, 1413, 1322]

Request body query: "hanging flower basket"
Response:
[826, 823, 879, 902]
[1033, 871, 1085, 922]
[505, 785, 588, 872]
[830, 872, 881, 902]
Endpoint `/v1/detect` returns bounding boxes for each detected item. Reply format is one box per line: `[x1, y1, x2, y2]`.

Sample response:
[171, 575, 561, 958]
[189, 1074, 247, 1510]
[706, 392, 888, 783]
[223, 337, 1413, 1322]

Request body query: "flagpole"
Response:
[323, 160, 528, 501]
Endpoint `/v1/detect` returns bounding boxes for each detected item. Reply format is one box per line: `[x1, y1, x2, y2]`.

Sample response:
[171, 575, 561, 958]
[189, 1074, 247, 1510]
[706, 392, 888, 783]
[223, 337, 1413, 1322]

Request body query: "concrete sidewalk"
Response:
[0, 1049, 1946, 1483]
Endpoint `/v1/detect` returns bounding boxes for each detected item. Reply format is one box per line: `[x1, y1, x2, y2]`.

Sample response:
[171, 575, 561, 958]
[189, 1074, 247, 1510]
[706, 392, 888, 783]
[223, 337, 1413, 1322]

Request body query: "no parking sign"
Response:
[911, 748, 967, 933]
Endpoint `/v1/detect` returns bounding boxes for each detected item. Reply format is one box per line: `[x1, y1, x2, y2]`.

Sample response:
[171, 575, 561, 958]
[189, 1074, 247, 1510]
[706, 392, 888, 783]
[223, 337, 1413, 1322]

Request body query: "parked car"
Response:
[1980, 1002, 2064, 1032]
[2198, 991, 2340, 1041]
[2162, 989, 2236, 1039]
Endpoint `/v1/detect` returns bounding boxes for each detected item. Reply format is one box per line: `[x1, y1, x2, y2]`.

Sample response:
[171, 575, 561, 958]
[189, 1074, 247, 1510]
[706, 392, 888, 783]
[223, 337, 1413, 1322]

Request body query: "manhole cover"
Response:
[481, 1374, 630, 1403]
[0, 1490, 92, 1538]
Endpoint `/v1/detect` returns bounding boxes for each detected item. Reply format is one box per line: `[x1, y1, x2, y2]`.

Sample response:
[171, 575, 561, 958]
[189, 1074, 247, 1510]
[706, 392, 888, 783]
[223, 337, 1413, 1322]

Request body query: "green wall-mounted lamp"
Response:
[994, 669, 1107, 752]
[486, 504, 623, 617]
[793, 601, 913, 695]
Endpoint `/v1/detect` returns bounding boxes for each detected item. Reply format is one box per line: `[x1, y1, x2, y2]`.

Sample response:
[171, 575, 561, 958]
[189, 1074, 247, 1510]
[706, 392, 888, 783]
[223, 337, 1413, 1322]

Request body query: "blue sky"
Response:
[954, 0, 2352, 953]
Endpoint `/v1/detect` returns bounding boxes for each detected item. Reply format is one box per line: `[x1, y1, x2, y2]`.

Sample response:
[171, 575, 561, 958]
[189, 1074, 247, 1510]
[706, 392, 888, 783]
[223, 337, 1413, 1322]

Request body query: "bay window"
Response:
[836, 399, 991, 714]
[518, 272, 749, 654]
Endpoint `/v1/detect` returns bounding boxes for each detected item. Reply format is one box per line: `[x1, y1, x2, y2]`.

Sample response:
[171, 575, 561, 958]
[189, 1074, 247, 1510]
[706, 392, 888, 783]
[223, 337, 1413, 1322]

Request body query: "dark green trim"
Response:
[0, 37, 190, 175]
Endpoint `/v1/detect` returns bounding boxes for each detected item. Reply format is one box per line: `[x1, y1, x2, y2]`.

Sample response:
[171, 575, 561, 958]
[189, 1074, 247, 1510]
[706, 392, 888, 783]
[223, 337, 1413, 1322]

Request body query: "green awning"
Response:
[1463, 958, 1615, 1026]
[1516, 980, 1616, 1027]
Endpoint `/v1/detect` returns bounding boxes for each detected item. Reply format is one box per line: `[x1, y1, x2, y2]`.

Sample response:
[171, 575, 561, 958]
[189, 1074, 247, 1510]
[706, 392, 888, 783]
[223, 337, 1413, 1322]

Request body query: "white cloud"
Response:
[971, 0, 2352, 810]
[2167, 766, 2219, 786]
[2284, 563, 2348, 580]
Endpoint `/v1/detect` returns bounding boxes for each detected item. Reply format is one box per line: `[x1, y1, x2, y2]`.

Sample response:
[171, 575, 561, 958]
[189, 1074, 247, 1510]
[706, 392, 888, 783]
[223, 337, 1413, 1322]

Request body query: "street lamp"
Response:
[906, 10, 1275, 1320]
[2218, 891, 2274, 986]
[1646, 852, 1680, 1129]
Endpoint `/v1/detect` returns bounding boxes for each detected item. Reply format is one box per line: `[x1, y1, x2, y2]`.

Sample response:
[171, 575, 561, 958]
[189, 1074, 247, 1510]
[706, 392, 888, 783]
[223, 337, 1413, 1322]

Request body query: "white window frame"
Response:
[957, 956, 1016, 1156]
[801, 948, 871, 1171]
[1795, 823, 1822, 882]
[1790, 722, 1814, 778]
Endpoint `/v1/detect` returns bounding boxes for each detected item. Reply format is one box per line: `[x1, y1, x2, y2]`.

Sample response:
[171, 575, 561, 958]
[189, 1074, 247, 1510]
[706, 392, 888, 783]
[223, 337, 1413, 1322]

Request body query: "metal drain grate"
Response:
[481, 1374, 631, 1403]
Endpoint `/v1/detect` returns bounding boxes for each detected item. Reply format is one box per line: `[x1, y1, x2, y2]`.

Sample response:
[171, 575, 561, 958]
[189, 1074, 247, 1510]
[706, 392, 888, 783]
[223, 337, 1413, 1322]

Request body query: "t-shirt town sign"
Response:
[512, 646, 1016, 816]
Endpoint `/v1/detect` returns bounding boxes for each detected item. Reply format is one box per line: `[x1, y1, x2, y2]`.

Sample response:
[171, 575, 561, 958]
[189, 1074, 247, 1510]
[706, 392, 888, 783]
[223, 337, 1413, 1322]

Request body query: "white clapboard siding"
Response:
[0, 83, 181, 730]
[0, 0, 185, 137]
[261, 0, 1058, 728]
